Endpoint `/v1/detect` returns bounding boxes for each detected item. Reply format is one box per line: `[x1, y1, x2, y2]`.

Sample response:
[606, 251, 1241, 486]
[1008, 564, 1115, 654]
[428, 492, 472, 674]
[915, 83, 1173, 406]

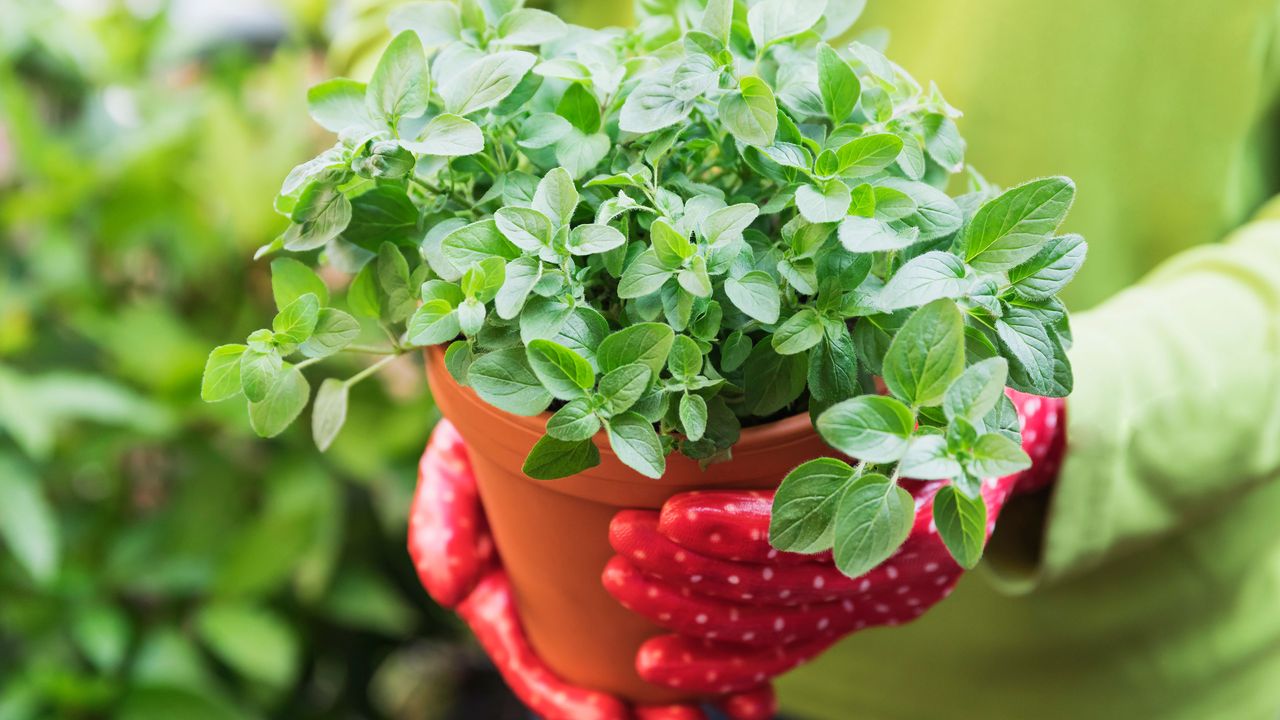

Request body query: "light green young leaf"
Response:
[496, 8, 567, 45]
[701, 203, 760, 245]
[522, 435, 600, 479]
[882, 299, 965, 407]
[770, 457, 855, 553]
[944, 357, 1008, 423]
[389, 1, 462, 46]
[555, 129, 610, 179]
[494, 206, 553, 251]
[306, 78, 371, 133]
[899, 433, 963, 480]
[620, 81, 694, 134]
[301, 309, 361, 358]
[651, 219, 695, 268]
[816, 394, 914, 463]
[598, 323, 675, 376]
[965, 177, 1076, 271]
[496, 256, 542, 319]
[248, 365, 310, 438]
[838, 216, 919, 252]
[724, 271, 781, 324]
[876, 251, 969, 311]
[700, 0, 733, 43]
[532, 167, 579, 227]
[922, 113, 965, 172]
[832, 472, 914, 578]
[441, 219, 521, 268]
[568, 224, 626, 255]
[1008, 233, 1087, 300]
[202, 345, 247, 402]
[796, 180, 852, 223]
[403, 113, 484, 156]
[467, 347, 554, 416]
[287, 181, 352, 251]
[442, 51, 538, 116]
[836, 133, 903, 176]
[772, 308, 825, 355]
[367, 31, 430, 126]
[606, 412, 666, 479]
[667, 335, 703, 378]
[272, 293, 321, 345]
[968, 432, 1032, 477]
[619, 250, 673, 298]
[527, 339, 595, 400]
[679, 392, 708, 441]
[240, 348, 283, 404]
[817, 44, 859, 122]
[995, 305, 1072, 397]
[271, 258, 329, 310]
[546, 398, 602, 441]
[598, 363, 652, 415]
[311, 378, 348, 452]
[748, 0, 828, 49]
[933, 484, 986, 569]
[407, 300, 460, 346]
[718, 76, 778, 147]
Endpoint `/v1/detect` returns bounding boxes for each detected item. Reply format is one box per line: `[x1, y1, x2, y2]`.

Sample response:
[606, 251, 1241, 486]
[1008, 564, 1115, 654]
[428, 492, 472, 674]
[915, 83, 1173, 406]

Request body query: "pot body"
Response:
[425, 348, 833, 703]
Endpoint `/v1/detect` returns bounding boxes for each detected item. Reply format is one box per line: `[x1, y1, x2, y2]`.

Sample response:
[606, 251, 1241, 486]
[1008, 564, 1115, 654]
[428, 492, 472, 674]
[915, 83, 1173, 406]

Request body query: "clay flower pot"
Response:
[425, 347, 833, 703]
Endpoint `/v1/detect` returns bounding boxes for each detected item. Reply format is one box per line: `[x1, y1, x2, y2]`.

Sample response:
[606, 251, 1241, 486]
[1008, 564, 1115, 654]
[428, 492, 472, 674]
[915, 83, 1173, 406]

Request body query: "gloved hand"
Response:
[602, 391, 1066, 695]
[408, 421, 777, 720]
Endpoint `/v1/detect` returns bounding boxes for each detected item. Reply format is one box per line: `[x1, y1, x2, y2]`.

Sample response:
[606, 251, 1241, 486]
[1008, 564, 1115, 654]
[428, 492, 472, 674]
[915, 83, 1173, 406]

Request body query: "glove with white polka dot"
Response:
[601, 391, 1065, 696]
[408, 421, 777, 720]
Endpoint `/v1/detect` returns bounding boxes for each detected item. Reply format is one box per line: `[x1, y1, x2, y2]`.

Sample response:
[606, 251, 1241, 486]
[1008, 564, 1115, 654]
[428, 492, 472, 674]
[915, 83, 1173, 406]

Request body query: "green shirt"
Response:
[552, 1, 1280, 715]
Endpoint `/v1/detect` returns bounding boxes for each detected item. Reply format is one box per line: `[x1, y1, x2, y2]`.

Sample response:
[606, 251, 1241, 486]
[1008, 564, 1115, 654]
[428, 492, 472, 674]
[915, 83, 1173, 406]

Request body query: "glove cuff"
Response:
[1009, 395, 1067, 496]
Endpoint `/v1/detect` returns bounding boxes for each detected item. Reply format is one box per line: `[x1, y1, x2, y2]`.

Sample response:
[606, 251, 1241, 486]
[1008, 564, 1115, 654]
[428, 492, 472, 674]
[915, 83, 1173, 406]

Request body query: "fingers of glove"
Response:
[715, 685, 778, 720]
[656, 490, 831, 565]
[637, 634, 833, 694]
[456, 571, 630, 720]
[409, 420, 494, 609]
[603, 557, 862, 646]
[611, 510, 860, 606]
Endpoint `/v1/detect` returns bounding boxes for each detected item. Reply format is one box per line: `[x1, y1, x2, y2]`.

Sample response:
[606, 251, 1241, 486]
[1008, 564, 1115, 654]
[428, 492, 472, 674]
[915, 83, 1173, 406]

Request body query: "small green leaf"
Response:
[718, 76, 777, 147]
[882, 299, 965, 407]
[679, 392, 708, 441]
[817, 43, 859, 123]
[202, 345, 247, 402]
[441, 220, 521, 268]
[837, 216, 919, 252]
[403, 113, 483, 156]
[742, 341, 807, 415]
[620, 81, 694, 134]
[606, 412, 666, 479]
[556, 82, 601, 133]
[995, 305, 1072, 397]
[721, 331, 753, 371]
[836, 133, 903, 176]
[532, 167, 579, 228]
[667, 335, 703, 378]
[287, 181, 351, 251]
[523, 435, 601, 479]
[240, 348, 283, 403]
[795, 180, 852, 223]
[272, 293, 321, 345]
[311, 378, 348, 451]
[651, 219, 695, 268]
[568, 224, 626, 256]
[965, 177, 1075, 271]
[619, 250, 672, 298]
[306, 78, 371, 133]
[934, 484, 987, 569]
[597, 323, 675, 376]
[367, 31, 430, 126]
[772, 308, 825, 355]
[748, 0, 826, 48]
[441, 50, 538, 116]
[598, 363, 652, 415]
[1008, 233, 1087, 300]
[546, 399, 602, 441]
[407, 299, 460, 346]
[271, 258, 329, 310]
[943, 357, 1008, 423]
[527, 339, 595, 400]
[968, 432, 1032, 477]
[496, 7, 567, 46]
[496, 256, 543, 319]
[832, 472, 915, 578]
[877, 251, 969, 311]
[347, 263, 381, 318]
[467, 348, 553, 416]
[248, 365, 310, 438]
[724, 271, 781, 324]
[815, 395, 914, 463]
[444, 340, 475, 385]
[770, 457, 854, 553]
[495, 206, 553, 251]
[899, 433, 963, 480]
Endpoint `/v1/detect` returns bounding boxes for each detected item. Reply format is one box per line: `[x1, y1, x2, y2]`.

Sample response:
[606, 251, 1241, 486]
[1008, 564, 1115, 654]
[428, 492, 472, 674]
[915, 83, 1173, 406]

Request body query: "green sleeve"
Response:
[986, 211, 1280, 589]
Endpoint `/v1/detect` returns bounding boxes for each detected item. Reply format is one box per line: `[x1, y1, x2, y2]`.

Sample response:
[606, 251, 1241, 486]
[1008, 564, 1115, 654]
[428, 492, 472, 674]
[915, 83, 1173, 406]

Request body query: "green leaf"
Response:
[311, 378, 348, 451]
[877, 251, 969, 311]
[944, 357, 1008, 423]
[441, 219, 521, 268]
[271, 258, 329, 310]
[0, 457, 59, 584]
[838, 216, 919, 252]
[969, 432, 1032, 477]
[995, 305, 1072, 397]
[496, 7, 567, 45]
[441, 51, 538, 116]
[721, 330, 752, 371]
[523, 435, 600, 479]
[667, 335, 704, 378]
[546, 398, 602, 441]
[679, 392, 708, 441]
[496, 256, 543, 319]
[832, 472, 915, 578]
[816, 394, 914, 463]
[933, 485, 986, 569]
[403, 113, 484, 156]
[556, 82, 601, 133]
[620, 81, 694, 134]
[569, 224, 625, 255]
[527, 339, 594, 400]
[519, 295, 573, 343]
[796, 180, 852, 223]
[195, 603, 298, 687]
[347, 263, 382, 318]
[700, 0, 733, 43]
[240, 348, 283, 403]
[598, 363, 652, 415]
[248, 365, 310, 438]
[817, 43, 859, 123]
[495, 206, 553, 251]
[532, 166, 579, 227]
[272, 293, 321, 345]
[598, 323, 675, 376]
[407, 299, 460, 346]
[922, 113, 965, 172]
[342, 185, 419, 250]
[836, 133, 903, 176]
[724, 271, 781, 324]
[287, 181, 352, 251]
[882, 299, 965, 407]
[376, 243, 416, 322]
[719, 76, 778, 147]
[899, 433, 963, 480]
[300, 308, 360, 358]
[555, 129, 610, 179]
[807, 326, 858, 415]
[772, 308, 825, 355]
[606, 412, 666, 479]
[701, 203, 760, 245]
[742, 341, 807, 415]
[619, 250, 674, 298]
[459, 300, 486, 339]
[202, 345, 246, 402]
[965, 177, 1076, 271]
[652, 218, 695, 268]
[306, 78, 371, 133]
[770, 457, 854, 553]
[367, 31, 430, 126]
[467, 347, 553, 416]
[1008, 233, 1087, 300]
[444, 340, 475, 385]
[748, 0, 827, 48]
[388, 1, 462, 46]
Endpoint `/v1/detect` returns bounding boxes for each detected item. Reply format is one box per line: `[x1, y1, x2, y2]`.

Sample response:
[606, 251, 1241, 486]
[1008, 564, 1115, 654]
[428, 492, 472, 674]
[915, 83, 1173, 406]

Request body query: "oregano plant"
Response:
[203, 0, 1084, 575]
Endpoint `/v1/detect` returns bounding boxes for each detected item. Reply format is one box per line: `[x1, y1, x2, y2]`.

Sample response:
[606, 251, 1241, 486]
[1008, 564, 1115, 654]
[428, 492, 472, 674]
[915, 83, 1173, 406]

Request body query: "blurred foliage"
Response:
[0, 0, 536, 717]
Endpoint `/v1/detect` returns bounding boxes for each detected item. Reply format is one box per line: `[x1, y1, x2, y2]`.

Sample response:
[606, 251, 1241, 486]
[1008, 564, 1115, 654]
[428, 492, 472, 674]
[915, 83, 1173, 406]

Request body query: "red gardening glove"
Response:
[602, 391, 1066, 695]
[408, 421, 777, 720]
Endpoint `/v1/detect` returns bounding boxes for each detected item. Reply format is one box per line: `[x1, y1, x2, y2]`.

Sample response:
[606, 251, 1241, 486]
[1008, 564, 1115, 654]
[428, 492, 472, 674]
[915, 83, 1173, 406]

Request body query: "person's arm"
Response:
[986, 211, 1280, 588]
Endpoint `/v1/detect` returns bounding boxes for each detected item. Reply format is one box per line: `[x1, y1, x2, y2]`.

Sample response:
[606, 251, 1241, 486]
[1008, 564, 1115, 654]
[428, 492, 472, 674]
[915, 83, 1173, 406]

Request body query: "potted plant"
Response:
[202, 0, 1082, 701]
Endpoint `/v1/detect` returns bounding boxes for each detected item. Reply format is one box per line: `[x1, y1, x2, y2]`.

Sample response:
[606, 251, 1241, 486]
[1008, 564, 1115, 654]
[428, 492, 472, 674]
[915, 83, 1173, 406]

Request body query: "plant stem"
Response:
[343, 344, 399, 355]
[344, 353, 400, 388]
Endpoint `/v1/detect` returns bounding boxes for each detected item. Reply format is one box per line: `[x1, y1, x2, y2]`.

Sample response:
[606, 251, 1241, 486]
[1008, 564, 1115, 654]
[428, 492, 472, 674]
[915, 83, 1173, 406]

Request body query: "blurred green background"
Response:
[0, 0, 553, 717]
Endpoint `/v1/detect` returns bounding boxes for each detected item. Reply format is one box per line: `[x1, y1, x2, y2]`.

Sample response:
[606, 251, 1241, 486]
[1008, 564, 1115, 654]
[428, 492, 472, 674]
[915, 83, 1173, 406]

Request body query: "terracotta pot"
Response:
[425, 347, 833, 703]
